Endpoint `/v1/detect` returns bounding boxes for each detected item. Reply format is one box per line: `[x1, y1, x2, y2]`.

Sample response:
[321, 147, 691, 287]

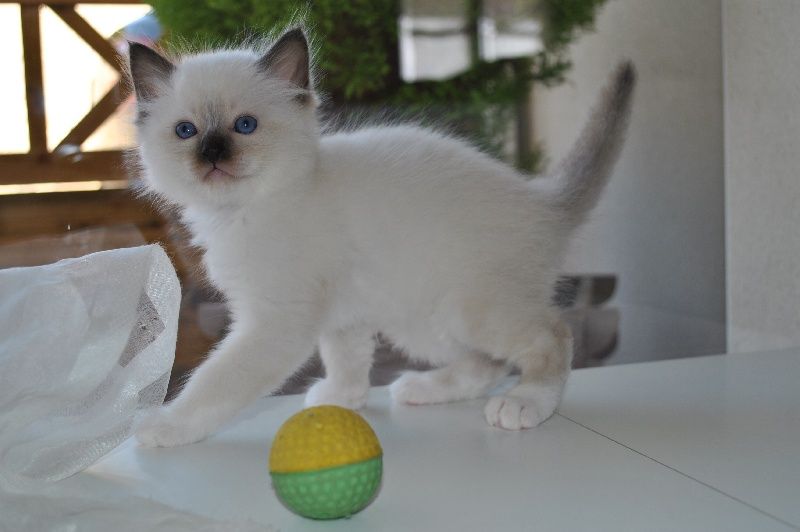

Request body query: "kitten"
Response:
[130, 29, 635, 447]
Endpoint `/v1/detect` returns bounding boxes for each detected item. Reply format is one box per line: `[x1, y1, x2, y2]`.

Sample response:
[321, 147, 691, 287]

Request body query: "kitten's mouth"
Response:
[202, 164, 236, 182]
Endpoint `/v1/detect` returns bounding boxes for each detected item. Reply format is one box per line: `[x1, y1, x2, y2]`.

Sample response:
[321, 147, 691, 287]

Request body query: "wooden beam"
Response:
[20, 4, 48, 157]
[47, 5, 133, 151]
[50, 4, 123, 71]
[0, 151, 129, 185]
[54, 80, 130, 153]
[0, 190, 163, 255]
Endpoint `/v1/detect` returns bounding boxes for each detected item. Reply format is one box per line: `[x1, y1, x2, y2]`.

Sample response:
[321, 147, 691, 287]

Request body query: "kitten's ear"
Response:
[257, 28, 310, 90]
[128, 42, 175, 101]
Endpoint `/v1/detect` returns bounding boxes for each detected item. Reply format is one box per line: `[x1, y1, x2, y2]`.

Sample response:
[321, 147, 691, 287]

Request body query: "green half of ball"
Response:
[271, 456, 383, 520]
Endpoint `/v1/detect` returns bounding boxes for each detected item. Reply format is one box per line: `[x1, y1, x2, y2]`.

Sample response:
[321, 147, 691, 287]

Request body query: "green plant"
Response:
[150, 0, 606, 170]
[151, 0, 400, 102]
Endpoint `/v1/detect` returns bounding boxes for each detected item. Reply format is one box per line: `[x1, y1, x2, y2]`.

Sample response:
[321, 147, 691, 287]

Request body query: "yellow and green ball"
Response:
[269, 405, 383, 520]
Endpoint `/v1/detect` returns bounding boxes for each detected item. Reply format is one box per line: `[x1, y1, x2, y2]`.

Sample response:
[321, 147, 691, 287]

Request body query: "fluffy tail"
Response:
[545, 61, 636, 224]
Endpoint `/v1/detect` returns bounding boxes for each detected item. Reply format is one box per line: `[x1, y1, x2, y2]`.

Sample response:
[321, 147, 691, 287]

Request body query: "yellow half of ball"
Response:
[269, 405, 382, 474]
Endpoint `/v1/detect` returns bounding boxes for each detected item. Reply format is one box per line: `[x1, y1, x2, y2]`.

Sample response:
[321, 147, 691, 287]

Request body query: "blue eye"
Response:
[175, 121, 197, 139]
[234, 115, 257, 134]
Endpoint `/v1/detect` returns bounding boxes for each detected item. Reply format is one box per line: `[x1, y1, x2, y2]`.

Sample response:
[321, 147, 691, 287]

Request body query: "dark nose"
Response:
[199, 133, 231, 164]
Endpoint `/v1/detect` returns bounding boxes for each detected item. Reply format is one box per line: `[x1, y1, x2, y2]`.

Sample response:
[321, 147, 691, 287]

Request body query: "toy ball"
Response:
[269, 405, 383, 519]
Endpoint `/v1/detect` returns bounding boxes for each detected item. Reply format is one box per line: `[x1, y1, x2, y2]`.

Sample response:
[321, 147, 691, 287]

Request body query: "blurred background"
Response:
[1, 0, 798, 393]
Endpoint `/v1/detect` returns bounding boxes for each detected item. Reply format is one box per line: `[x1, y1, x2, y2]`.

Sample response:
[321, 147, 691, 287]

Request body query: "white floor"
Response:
[72, 348, 800, 531]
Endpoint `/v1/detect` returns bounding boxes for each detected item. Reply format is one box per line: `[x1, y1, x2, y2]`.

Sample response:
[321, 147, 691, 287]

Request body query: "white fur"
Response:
[131, 36, 634, 446]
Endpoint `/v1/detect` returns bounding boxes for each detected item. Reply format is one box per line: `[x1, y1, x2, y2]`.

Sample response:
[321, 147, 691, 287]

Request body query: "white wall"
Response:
[724, 1, 800, 352]
[534, 0, 727, 363]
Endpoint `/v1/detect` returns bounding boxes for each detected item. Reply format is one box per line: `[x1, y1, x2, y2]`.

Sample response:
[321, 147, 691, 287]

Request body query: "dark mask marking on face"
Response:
[198, 131, 232, 164]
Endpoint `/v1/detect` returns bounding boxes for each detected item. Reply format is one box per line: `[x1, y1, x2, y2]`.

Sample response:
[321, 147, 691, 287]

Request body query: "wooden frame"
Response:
[0, 1, 143, 185]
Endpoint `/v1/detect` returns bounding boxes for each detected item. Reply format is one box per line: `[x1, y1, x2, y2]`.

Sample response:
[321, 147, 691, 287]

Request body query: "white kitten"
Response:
[129, 29, 635, 447]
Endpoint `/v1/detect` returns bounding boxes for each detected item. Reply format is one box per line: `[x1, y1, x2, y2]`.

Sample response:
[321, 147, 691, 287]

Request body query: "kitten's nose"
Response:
[202, 145, 222, 163]
[199, 133, 231, 164]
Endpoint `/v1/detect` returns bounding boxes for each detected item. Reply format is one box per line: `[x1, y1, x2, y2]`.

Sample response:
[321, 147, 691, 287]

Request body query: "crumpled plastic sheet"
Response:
[0, 245, 179, 490]
[0, 245, 274, 531]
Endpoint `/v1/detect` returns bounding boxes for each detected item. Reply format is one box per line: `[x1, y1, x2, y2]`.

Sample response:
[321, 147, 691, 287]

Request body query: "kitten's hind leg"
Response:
[304, 325, 375, 410]
[390, 351, 509, 405]
[484, 319, 572, 431]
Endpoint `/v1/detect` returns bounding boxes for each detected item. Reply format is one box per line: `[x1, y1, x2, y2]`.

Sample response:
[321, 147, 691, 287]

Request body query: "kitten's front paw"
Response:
[135, 408, 211, 448]
[304, 378, 368, 410]
[484, 396, 554, 431]
[390, 371, 447, 405]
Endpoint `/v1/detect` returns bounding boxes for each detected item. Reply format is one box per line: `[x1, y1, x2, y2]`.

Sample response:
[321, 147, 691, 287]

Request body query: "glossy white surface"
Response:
[560, 348, 800, 529]
[68, 350, 800, 531]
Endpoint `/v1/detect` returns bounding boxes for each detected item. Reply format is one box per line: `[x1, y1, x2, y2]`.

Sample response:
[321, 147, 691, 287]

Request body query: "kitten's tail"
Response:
[544, 61, 636, 225]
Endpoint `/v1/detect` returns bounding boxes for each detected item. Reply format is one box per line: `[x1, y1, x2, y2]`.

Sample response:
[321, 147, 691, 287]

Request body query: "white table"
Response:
[71, 349, 800, 531]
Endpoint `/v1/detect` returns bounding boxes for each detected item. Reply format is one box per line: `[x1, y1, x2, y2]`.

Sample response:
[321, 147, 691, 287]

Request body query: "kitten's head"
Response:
[128, 29, 317, 209]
